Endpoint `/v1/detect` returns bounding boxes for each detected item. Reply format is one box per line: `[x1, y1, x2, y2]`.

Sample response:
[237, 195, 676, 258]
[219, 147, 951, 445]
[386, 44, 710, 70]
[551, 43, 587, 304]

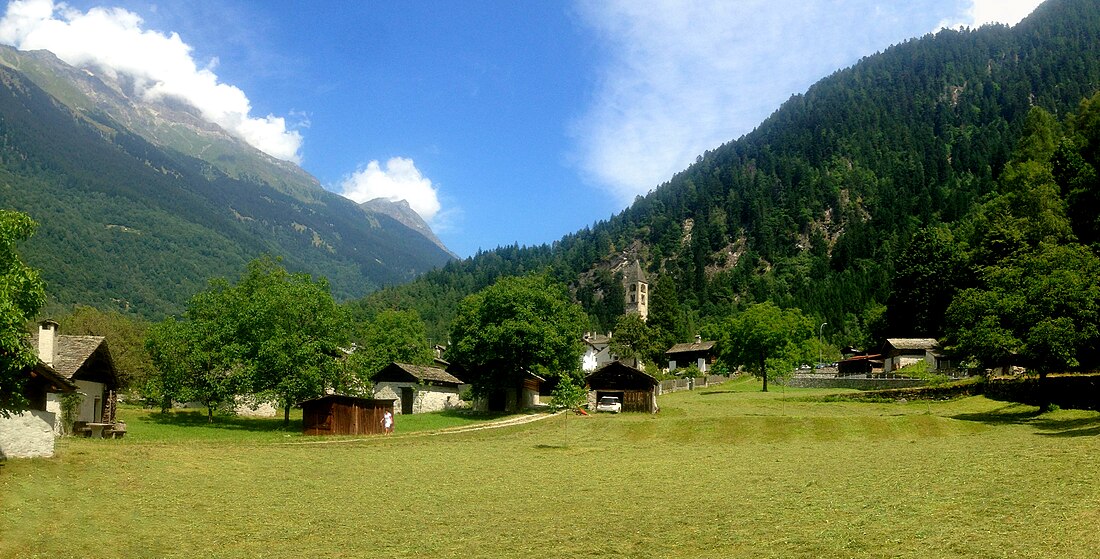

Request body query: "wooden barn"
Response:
[301, 395, 394, 436]
[585, 361, 659, 413]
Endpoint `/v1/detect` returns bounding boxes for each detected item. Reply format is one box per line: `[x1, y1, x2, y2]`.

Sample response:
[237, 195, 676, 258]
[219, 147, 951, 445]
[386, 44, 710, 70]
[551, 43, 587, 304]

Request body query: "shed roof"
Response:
[586, 361, 659, 388]
[374, 362, 464, 386]
[884, 338, 939, 351]
[30, 361, 78, 393]
[666, 340, 716, 354]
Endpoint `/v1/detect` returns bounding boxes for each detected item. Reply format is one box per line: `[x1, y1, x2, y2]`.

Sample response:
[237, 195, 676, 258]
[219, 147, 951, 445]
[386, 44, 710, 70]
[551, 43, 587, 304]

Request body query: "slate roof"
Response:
[884, 338, 939, 351]
[665, 340, 716, 354]
[31, 330, 113, 379]
[375, 363, 464, 386]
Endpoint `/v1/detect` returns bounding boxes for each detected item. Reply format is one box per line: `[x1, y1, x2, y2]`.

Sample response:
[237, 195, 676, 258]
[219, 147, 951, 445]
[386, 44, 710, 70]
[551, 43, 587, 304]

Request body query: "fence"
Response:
[657, 374, 730, 395]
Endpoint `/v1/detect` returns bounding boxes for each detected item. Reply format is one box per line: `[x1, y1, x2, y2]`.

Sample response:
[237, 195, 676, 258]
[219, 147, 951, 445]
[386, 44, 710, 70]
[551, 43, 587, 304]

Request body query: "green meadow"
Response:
[2, 377, 1098, 559]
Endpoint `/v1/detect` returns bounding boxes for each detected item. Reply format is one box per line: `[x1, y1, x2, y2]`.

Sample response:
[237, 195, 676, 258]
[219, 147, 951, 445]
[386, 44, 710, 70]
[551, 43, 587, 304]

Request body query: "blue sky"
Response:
[0, 0, 1045, 257]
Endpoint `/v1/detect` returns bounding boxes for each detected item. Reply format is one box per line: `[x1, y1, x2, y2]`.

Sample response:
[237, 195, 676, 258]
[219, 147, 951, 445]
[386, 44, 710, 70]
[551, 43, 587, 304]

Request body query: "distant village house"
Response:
[372, 362, 466, 414]
[666, 335, 717, 374]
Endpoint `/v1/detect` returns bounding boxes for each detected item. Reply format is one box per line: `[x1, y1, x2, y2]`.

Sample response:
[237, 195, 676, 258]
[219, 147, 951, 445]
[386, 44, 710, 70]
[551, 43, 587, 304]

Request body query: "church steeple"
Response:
[624, 260, 649, 321]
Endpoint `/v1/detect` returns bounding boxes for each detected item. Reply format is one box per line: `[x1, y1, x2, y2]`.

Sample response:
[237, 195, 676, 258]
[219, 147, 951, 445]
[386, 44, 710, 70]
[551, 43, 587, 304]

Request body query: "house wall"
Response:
[374, 382, 464, 414]
[45, 380, 107, 432]
[0, 409, 57, 458]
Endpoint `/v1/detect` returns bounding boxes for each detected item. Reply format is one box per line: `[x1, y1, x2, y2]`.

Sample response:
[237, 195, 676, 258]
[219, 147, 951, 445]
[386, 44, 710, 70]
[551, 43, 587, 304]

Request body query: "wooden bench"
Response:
[72, 421, 92, 437]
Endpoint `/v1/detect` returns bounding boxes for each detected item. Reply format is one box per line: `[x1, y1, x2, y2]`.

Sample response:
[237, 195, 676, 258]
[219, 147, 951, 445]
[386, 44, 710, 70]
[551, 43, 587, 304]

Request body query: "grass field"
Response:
[2, 377, 1098, 558]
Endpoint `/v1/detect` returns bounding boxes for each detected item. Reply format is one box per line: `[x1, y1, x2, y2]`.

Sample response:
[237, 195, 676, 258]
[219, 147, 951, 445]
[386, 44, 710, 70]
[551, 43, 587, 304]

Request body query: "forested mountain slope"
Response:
[356, 0, 1100, 347]
[0, 48, 454, 318]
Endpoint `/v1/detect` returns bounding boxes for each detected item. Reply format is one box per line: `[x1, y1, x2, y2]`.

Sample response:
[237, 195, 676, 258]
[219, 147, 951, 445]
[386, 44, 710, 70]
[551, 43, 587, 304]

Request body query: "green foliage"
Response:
[607, 313, 653, 368]
[349, 309, 435, 378]
[717, 302, 814, 392]
[550, 370, 587, 410]
[0, 210, 45, 416]
[58, 391, 84, 436]
[448, 273, 587, 397]
[146, 257, 349, 424]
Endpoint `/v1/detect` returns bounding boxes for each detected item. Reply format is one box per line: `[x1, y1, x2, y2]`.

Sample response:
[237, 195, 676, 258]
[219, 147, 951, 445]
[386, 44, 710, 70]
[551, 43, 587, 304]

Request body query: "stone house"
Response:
[666, 335, 717, 374]
[33, 320, 121, 433]
[0, 361, 77, 458]
[372, 362, 466, 414]
[881, 338, 955, 372]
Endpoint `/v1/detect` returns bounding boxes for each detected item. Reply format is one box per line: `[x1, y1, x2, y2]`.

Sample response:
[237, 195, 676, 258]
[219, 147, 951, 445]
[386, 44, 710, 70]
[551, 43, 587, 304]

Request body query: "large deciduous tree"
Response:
[717, 302, 814, 392]
[448, 274, 587, 398]
[608, 313, 653, 368]
[0, 210, 46, 416]
[146, 257, 348, 425]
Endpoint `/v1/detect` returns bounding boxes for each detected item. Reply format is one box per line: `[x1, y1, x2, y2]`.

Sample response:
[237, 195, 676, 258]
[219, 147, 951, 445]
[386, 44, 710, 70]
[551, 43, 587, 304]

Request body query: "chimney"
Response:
[38, 319, 59, 367]
[695, 334, 702, 344]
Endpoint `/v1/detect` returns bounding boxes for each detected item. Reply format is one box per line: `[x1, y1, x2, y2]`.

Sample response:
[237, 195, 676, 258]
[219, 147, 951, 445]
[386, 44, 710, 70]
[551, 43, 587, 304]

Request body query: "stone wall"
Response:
[374, 382, 465, 414]
[785, 376, 927, 390]
[0, 409, 57, 459]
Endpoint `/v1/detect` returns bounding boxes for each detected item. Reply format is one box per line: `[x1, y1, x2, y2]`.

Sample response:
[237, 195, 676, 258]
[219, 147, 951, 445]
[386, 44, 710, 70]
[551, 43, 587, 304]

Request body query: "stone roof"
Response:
[666, 340, 716, 354]
[376, 363, 464, 386]
[31, 331, 111, 378]
[885, 338, 939, 351]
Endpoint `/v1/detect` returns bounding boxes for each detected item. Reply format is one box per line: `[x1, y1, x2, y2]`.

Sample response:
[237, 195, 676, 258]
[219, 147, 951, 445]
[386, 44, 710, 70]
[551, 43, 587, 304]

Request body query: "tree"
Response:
[146, 257, 349, 425]
[885, 225, 968, 338]
[945, 242, 1100, 407]
[717, 302, 814, 392]
[0, 210, 46, 416]
[448, 274, 587, 398]
[349, 309, 435, 379]
[231, 257, 348, 426]
[608, 313, 653, 368]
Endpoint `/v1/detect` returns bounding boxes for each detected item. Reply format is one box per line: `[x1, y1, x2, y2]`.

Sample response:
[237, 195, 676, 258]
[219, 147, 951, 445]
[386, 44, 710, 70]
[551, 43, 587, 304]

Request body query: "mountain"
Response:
[361, 198, 455, 257]
[353, 0, 1100, 346]
[0, 45, 454, 318]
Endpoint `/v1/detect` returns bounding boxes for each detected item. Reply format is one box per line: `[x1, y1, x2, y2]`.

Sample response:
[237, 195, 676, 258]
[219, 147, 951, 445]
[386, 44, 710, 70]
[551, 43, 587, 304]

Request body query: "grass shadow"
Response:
[953, 403, 1100, 436]
[698, 389, 738, 396]
[144, 410, 301, 432]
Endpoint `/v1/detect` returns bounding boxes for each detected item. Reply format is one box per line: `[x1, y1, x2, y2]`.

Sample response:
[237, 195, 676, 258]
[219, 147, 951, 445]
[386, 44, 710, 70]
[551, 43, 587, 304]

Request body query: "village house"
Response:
[372, 362, 467, 414]
[666, 335, 717, 374]
[581, 332, 616, 373]
[881, 338, 955, 373]
[33, 320, 122, 436]
[585, 361, 659, 413]
[0, 360, 77, 458]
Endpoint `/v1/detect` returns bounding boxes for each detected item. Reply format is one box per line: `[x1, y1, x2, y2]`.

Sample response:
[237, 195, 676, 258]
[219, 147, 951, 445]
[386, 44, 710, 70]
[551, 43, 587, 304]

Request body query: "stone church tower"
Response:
[624, 260, 649, 321]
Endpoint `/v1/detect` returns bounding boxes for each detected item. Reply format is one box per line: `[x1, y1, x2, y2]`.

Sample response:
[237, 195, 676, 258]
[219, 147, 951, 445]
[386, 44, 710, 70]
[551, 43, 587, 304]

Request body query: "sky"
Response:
[0, 0, 1046, 258]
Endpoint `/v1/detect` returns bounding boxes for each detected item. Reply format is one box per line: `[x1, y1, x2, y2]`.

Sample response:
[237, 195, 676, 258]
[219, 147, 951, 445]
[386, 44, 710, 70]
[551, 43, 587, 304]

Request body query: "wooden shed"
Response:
[301, 395, 394, 436]
[585, 361, 659, 413]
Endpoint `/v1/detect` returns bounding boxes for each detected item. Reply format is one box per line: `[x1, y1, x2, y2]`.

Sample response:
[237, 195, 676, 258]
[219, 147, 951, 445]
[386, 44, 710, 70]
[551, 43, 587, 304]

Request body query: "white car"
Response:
[596, 396, 622, 413]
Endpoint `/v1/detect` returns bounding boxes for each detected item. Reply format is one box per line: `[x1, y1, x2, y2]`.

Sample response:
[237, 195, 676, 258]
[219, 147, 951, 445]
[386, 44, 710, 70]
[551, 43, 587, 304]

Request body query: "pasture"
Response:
[2, 377, 1098, 558]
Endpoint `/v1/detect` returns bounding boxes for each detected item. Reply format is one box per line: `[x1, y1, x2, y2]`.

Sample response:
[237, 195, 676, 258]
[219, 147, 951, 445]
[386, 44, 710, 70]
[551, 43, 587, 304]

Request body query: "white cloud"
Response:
[570, 0, 1047, 204]
[0, 0, 303, 163]
[937, 0, 1045, 30]
[339, 157, 442, 223]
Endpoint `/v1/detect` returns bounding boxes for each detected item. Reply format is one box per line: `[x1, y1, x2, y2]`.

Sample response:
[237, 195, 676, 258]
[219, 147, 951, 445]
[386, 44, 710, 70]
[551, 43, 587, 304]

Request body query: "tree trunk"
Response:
[207, 405, 214, 423]
[284, 405, 291, 428]
[1038, 371, 1052, 412]
[761, 354, 769, 393]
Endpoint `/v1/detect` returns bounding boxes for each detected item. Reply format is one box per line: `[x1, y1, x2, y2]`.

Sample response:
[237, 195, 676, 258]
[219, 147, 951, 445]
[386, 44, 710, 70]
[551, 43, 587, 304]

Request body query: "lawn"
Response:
[2, 377, 1098, 558]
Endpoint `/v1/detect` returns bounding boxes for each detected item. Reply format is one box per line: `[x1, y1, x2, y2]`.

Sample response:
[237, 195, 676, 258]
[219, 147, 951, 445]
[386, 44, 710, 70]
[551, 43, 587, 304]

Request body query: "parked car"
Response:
[596, 396, 622, 413]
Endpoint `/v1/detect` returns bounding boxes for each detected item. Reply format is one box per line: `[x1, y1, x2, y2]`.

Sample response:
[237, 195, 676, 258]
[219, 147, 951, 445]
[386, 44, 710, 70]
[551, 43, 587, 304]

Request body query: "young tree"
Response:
[0, 210, 46, 416]
[448, 274, 587, 398]
[718, 302, 814, 392]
